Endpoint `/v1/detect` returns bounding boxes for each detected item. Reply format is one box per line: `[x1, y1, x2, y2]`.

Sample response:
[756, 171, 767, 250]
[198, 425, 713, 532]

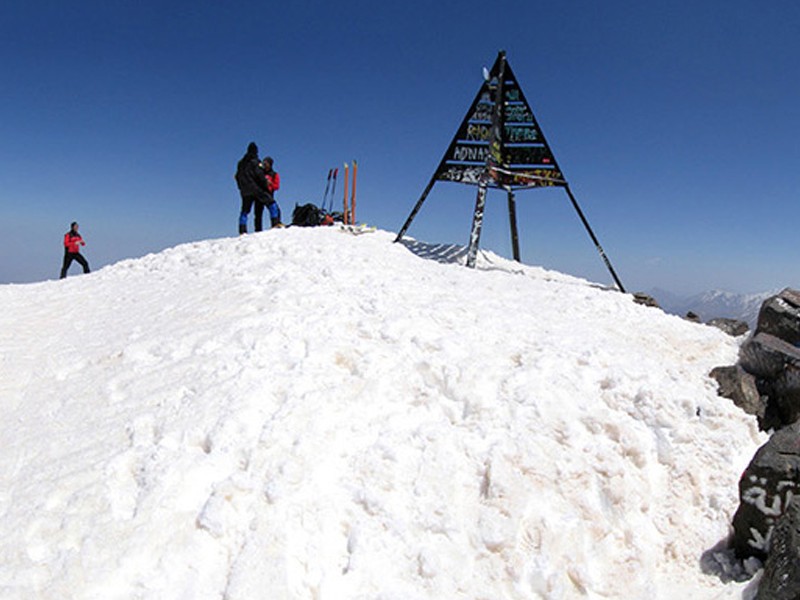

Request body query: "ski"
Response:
[339, 223, 376, 235]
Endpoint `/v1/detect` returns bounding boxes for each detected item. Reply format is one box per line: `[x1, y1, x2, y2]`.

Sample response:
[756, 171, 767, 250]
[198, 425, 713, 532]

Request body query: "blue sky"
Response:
[2, 1, 798, 295]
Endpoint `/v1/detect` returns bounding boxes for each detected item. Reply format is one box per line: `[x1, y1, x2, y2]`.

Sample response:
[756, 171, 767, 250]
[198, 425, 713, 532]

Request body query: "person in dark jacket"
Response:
[235, 142, 270, 234]
[60, 221, 90, 279]
[262, 156, 284, 228]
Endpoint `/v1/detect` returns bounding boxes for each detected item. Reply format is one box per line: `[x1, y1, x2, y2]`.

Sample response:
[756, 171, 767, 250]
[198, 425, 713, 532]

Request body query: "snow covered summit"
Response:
[0, 228, 765, 599]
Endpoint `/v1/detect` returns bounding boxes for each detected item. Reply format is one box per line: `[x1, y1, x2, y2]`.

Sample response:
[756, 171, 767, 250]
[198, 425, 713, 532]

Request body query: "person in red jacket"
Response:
[60, 221, 90, 279]
[262, 156, 284, 228]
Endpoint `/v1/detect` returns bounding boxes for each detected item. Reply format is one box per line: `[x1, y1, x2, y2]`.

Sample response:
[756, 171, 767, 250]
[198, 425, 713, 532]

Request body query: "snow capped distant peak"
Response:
[655, 287, 781, 327]
[696, 289, 738, 301]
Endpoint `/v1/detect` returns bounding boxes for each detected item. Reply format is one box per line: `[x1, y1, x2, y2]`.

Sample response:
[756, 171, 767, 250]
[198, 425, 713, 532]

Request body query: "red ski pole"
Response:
[343, 163, 349, 225]
[350, 160, 357, 225]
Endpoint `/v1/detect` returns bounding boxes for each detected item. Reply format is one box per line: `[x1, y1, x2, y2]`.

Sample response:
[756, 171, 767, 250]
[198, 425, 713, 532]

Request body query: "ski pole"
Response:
[350, 160, 357, 225]
[329, 168, 338, 214]
[322, 169, 332, 212]
[343, 163, 349, 224]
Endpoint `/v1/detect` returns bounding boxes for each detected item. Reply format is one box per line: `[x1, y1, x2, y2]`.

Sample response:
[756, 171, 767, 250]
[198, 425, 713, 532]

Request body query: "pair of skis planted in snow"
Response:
[322, 161, 358, 225]
[343, 161, 357, 225]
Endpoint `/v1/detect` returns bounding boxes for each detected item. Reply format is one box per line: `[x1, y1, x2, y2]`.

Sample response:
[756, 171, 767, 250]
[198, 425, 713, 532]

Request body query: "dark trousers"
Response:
[239, 195, 265, 233]
[60, 252, 90, 278]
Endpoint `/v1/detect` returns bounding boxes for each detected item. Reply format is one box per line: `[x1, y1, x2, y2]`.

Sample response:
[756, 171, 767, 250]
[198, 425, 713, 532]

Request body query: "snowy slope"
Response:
[0, 228, 766, 599]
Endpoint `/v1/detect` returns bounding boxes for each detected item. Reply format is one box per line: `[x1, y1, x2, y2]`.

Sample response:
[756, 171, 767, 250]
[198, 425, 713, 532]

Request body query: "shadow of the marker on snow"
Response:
[397, 237, 614, 293]
[397, 239, 467, 266]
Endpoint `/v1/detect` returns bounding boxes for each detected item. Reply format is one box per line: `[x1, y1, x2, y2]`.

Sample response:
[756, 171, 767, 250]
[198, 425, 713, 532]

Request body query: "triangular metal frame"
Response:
[395, 51, 625, 292]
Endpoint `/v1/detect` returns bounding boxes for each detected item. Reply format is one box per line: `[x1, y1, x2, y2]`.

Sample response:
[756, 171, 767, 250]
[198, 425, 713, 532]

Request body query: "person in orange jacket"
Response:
[262, 156, 284, 228]
[59, 221, 90, 279]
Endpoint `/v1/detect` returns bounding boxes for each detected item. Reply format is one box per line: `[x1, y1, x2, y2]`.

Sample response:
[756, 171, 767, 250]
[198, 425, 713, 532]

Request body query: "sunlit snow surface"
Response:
[0, 228, 766, 599]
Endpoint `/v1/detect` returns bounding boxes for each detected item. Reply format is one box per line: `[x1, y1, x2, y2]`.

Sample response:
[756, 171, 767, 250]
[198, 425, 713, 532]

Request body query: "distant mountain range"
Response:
[649, 287, 781, 328]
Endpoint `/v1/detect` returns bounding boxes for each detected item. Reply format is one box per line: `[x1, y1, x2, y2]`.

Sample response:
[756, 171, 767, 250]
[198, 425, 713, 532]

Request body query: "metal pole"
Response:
[466, 52, 507, 268]
[465, 181, 489, 268]
[564, 185, 626, 293]
[507, 189, 520, 262]
[394, 175, 436, 243]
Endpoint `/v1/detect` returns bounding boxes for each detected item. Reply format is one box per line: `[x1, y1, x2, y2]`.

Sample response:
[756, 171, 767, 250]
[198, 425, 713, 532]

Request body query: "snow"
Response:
[0, 227, 768, 599]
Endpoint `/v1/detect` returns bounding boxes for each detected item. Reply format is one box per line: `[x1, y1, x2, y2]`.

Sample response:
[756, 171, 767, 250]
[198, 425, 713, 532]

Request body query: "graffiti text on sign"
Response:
[505, 105, 533, 123]
[469, 100, 533, 123]
[465, 124, 491, 142]
[436, 166, 483, 185]
[490, 140, 502, 164]
[452, 145, 491, 163]
[505, 146, 554, 166]
[506, 126, 539, 143]
[503, 168, 565, 188]
[470, 103, 493, 122]
[505, 88, 520, 102]
[462, 124, 539, 143]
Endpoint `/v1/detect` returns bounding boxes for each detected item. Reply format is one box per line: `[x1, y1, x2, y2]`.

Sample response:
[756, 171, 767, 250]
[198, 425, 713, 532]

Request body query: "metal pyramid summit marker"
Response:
[395, 51, 625, 292]
[433, 52, 566, 191]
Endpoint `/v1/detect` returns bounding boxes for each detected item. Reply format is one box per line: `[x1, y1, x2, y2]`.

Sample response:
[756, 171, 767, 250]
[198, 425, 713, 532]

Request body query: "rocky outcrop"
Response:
[756, 289, 800, 346]
[756, 495, 800, 600]
[713, 288, 800, 593]
[685, 311, 702, 323]
[739, 333, 800, 380]
[632, 292, 660, 308]
[708, 365, 765, 420]
[713, 289, 800, 431]
[707, 318, 750, 337]
[732, 423, 800, 561]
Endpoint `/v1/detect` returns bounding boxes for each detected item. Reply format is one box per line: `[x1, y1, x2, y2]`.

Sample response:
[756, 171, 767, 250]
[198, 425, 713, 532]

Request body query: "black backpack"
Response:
[292, 203, 323, 227]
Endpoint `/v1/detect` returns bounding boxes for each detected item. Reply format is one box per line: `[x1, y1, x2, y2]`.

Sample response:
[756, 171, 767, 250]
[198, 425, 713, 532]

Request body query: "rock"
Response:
[739, 333, 800, 380]
[685, 311, 702, 323]
[757, 288, 800, 345]
[773, 363, 800, 426]
[632, 292, 660, 308]
[732, 422, 800, 560]
[709, 365, 765, 419]
[707, 318, 750, 337]
[738, 332, 800, 429]
[756, 495, 800, 600]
